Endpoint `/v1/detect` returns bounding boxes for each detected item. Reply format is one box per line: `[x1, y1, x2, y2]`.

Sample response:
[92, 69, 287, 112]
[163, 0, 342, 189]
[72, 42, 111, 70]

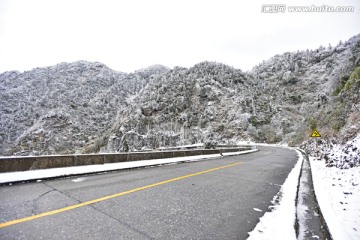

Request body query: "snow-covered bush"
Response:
[302, 134, 360, 168]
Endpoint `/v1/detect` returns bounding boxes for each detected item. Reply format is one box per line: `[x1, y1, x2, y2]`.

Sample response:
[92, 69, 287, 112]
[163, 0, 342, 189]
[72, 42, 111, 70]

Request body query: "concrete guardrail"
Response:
[0, 146, 255, 173]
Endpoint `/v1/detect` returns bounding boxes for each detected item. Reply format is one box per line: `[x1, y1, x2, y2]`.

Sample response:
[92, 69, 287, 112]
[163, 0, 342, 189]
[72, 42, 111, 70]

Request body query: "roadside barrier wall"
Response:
[0, 147, 255, 173]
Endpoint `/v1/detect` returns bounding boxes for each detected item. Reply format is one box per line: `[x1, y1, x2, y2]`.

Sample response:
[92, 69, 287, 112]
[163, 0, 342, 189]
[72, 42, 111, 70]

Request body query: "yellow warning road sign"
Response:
[311, 129, 321, 137]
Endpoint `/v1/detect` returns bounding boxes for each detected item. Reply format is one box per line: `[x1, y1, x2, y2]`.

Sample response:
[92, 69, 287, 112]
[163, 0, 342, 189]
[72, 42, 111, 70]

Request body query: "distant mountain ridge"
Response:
[0, 34, 359, 156]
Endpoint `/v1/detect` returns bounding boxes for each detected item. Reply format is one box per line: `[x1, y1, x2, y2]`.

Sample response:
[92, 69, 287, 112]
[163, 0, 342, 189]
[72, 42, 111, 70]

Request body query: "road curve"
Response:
[0, 146, 298, 240]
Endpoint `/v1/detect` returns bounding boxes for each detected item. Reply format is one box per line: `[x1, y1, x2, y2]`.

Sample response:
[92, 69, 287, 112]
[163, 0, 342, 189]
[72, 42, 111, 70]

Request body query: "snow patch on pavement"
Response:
[71, 177, 87, 183]
[247, 149, 303, 240]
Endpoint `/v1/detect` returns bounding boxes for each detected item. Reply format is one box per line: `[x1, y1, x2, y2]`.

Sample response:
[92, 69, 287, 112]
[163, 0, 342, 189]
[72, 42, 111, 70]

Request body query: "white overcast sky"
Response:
[0, 0, 359, 73]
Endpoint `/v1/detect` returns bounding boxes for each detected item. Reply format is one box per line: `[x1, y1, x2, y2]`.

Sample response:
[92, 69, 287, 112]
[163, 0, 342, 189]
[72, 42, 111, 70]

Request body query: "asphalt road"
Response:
[0, 146, 298, 240]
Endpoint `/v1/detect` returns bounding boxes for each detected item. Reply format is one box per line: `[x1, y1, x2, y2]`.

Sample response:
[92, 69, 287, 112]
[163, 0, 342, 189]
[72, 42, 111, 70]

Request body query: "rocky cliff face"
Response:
[0, 35, 359, 156]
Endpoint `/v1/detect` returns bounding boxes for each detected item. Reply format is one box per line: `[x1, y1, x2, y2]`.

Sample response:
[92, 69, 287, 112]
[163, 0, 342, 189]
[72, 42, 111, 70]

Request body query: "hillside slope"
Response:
[0, 61, 169, 155]
[0, 34, 359, 156]
[103, 34, 360, 152]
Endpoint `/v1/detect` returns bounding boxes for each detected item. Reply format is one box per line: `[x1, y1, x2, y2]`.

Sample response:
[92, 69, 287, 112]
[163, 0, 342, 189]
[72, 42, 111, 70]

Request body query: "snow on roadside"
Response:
[303, 133, 360, 169]
[302, 133, 360, 239]
[0, 149, 257, 184]
[247, 150, 303, 240]
[310, 157, 360, 240]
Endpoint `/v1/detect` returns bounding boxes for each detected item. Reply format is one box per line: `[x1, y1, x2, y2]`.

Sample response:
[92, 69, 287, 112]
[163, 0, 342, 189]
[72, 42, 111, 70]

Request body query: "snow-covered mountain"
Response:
[0, 61, 169, 155]
[1, 35, 359, 161]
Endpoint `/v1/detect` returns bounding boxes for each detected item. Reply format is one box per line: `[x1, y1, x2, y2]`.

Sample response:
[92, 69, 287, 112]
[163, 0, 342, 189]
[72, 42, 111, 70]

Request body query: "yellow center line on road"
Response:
[0, 161, 243, 228]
